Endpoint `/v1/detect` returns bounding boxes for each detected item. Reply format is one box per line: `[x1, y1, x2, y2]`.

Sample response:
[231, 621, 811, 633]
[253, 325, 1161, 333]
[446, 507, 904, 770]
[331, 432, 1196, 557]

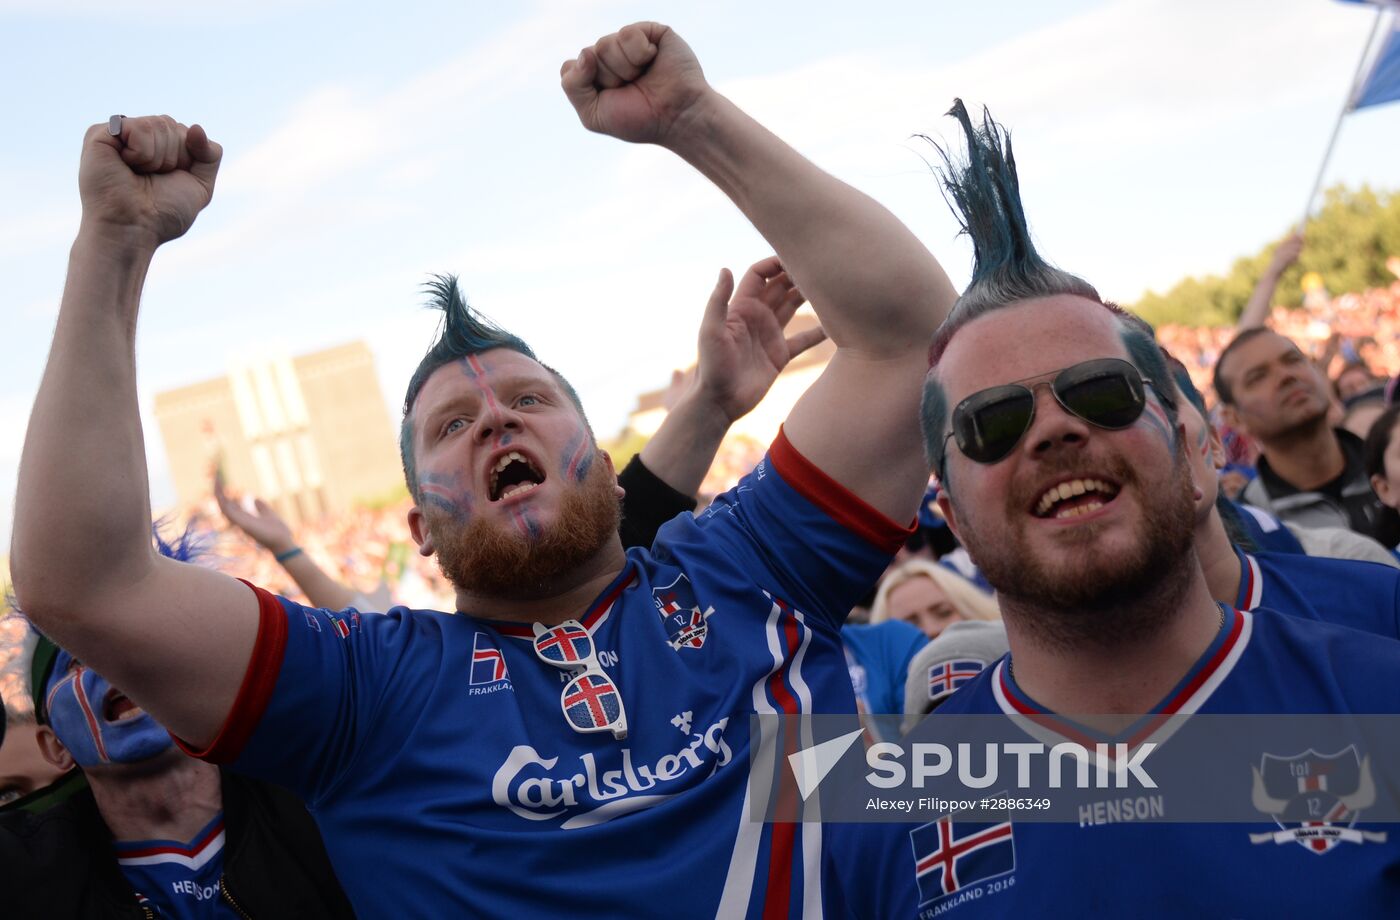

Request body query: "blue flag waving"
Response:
[1353, 22, 1400, 108]
[1342, 1, 1400, 109]
[1305, 1, 1400, 225]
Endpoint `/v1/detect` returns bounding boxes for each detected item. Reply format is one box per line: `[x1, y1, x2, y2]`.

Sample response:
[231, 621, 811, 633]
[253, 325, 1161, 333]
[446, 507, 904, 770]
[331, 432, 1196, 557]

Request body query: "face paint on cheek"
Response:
[46, 668, 172, 768]
[1195, 425, 1209, 457]
[419, 470, 473, 522]
[1138, 395, 1175, 451]
[560, 428, 592, 484]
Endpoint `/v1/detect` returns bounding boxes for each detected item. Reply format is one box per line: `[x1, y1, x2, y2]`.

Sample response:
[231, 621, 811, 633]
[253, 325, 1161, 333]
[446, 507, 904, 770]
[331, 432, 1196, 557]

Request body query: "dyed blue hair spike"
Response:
[930, 100, 1040, 290]
[152, 516, 214, 564]
[404, 274, 537, 418]
[398, 274, 591, 500]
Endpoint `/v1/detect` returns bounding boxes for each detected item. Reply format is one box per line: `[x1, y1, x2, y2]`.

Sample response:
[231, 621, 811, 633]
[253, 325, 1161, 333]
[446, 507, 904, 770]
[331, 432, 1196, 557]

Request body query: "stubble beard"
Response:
[956, 452, 1199, 651]
[1263, 396, 1330, 446]
[426, 458, 622, 600]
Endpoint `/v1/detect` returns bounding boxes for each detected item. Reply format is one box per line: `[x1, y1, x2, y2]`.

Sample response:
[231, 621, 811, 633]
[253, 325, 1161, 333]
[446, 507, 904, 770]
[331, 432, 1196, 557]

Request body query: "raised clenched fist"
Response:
[78, 114, 222, 247]
[560, 22, 712, 145]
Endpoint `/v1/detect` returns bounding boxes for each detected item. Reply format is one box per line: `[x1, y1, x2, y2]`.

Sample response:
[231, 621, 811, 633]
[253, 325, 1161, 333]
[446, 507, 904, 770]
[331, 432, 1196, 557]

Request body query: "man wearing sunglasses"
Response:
[12, 22, 953, 920]
[853, 103, 1400, 917]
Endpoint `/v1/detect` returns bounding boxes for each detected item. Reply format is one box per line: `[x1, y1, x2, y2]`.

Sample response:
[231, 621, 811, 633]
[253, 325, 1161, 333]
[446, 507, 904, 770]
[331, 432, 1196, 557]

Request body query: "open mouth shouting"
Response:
[103, 688, 144, 723]
[1032, 477, 1121, 521]
[489, 451, 547, 502]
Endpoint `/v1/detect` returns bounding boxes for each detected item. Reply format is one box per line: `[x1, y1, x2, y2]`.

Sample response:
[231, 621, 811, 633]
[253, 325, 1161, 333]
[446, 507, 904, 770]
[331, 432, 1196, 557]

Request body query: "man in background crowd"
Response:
[1214, 326, 1400, 548]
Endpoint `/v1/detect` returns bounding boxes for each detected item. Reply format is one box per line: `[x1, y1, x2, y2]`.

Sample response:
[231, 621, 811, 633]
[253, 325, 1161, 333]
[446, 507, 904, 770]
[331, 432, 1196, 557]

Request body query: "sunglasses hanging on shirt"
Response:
[533, 620, 628, 741]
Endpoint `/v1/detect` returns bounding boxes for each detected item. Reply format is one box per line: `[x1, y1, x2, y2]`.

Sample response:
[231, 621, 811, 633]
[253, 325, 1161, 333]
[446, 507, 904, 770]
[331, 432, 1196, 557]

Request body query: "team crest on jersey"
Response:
[324, 610, 360, 639]
[928, 659, 986, 702]
[651, 573, 714, 651]
[469, 633, 511, 689]
[1248, 746, 1388, 853]
[910, 816, 1016, 908]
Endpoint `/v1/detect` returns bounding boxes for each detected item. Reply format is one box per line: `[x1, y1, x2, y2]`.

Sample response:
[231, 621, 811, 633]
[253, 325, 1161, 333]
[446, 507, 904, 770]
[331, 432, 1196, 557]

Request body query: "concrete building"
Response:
[154, 341, 403, 524]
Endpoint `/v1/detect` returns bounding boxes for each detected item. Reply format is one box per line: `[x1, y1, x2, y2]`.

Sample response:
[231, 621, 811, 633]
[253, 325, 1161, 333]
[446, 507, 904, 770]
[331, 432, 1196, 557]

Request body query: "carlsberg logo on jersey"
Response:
[492, 718, 734, 829]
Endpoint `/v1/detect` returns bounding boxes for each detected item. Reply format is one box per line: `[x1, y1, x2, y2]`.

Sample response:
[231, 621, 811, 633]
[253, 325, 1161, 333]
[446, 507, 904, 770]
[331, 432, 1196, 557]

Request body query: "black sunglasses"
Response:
[942, 358, 1152, 468]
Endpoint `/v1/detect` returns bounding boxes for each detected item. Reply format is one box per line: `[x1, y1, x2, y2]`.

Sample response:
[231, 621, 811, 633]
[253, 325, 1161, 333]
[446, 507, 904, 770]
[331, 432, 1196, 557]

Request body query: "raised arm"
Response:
[563, 23, 956, 523]
[11, 116, 255, 749]
[1236, 231, 1303, 331]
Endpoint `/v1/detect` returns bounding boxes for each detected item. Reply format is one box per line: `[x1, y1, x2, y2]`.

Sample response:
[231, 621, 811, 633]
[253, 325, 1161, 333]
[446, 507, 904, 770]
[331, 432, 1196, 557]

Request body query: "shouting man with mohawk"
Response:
[13, 23, 954, 919]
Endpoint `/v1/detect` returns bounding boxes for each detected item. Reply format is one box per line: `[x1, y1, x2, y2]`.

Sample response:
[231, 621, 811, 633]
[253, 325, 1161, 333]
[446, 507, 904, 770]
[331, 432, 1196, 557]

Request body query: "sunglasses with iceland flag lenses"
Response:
[533, 620, 628, 741]
[944, 358, 1152, 468]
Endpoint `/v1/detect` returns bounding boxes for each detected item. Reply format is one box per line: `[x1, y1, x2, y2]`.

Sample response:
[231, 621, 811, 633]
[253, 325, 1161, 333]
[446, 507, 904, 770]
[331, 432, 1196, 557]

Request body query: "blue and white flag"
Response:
[1341, 1, 1400, 110]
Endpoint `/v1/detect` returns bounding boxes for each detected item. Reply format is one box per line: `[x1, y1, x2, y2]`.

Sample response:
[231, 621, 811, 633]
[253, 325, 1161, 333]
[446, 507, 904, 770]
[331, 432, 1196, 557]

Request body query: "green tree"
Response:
[1133, 185, 1400, 328]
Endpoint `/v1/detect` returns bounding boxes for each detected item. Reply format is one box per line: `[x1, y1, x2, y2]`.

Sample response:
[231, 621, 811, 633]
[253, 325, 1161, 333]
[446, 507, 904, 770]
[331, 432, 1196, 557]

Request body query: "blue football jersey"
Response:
[856, 607, 1400, 917]
[180, 432, 909, 919]
[115, 813, 238, 919]
[842, 621, 929, 717]
[1235, 546, 1400, 639]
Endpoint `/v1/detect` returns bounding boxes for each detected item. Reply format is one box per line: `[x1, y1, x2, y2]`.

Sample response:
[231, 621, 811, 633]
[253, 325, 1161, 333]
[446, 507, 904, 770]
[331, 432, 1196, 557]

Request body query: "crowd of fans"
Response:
[184, 494, 455, 611]
[7, 19, 1400, 918]
[1159, 273, 1400, 412]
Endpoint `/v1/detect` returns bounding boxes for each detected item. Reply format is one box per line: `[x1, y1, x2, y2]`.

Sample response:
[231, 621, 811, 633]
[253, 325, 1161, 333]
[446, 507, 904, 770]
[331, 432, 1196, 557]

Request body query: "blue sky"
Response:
[3, 0, 1398, 549]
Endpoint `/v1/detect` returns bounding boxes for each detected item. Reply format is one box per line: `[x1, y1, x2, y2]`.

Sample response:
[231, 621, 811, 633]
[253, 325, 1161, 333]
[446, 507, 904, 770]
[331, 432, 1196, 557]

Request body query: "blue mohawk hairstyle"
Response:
[402, 274, 537, 418]
[398, 275, 588, 499]
[921, 100, 1169, 479]
[924, 100, 1101, 363]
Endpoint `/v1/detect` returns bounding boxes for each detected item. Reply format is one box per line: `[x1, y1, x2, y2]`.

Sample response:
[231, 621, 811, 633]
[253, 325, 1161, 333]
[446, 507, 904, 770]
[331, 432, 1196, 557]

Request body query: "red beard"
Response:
[425, 456, 622, 600]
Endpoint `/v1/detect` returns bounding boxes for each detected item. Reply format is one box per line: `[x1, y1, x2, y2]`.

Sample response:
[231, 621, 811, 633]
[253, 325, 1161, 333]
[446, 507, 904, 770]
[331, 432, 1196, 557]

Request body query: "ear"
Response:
[1372, 473, 1395, 509]
[407, 506, 436, 557]
[600, 449, 625, 500]
[936, 493, 961, 541]
[35, 725, 76, 773]
[1207, 425, 1227, 471]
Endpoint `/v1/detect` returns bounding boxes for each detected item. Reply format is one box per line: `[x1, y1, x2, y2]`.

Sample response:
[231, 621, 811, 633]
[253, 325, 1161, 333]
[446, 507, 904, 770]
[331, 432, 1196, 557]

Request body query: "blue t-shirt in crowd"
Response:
[181, 432, 909, 919]
[115, 812, 238, 919]
[842, 620, 928, 717]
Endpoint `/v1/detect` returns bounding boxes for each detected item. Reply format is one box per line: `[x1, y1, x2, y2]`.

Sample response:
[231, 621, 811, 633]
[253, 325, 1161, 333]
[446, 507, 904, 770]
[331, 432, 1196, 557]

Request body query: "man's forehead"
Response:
[937, 296, 1129, 401]
[1217, 332, 1304, 390]
[418, 349, 555, 404]
[1233, 331, 1301, 366]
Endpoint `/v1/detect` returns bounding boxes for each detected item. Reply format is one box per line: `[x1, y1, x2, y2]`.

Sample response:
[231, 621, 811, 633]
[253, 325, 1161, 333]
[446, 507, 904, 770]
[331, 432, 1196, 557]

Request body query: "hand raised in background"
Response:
[694, 256, 827, 423]
[214, 469, 296, 556]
